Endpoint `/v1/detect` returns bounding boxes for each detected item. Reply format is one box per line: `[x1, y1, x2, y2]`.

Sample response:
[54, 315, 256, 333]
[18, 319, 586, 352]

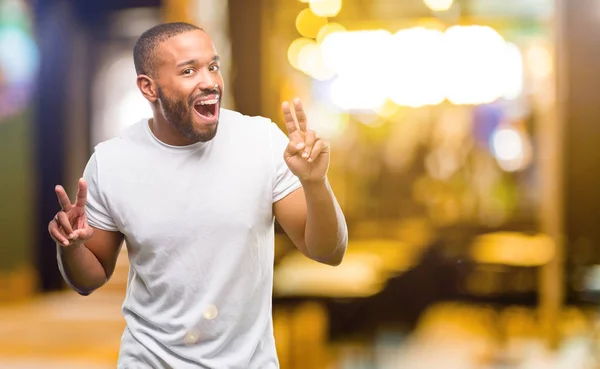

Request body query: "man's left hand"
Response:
[281, 98, 330, 182]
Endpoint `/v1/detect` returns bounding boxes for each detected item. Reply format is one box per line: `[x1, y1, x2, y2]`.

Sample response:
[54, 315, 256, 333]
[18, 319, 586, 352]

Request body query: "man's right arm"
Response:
[50, 178, 125, 296]
[56, 228, 124, 296]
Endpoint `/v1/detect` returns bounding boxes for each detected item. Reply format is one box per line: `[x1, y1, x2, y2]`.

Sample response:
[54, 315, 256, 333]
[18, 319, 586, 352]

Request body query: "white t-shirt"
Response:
[83, 108, 301, 368]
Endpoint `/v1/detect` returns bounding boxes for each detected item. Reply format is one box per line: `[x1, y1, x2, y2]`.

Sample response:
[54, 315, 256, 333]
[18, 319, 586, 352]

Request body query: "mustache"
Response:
[189, 87, 221, 105]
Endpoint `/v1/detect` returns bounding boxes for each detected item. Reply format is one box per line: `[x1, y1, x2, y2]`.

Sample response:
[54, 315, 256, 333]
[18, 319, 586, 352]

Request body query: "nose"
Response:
[197, 70, 217, 91]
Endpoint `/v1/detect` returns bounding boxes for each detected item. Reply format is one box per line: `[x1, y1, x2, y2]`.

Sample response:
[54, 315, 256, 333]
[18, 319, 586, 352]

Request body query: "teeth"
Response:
[197, 99, 218, 105]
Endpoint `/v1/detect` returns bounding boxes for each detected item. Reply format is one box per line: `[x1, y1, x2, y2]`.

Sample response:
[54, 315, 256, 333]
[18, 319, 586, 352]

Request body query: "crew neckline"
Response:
[144, 119, 210, 152]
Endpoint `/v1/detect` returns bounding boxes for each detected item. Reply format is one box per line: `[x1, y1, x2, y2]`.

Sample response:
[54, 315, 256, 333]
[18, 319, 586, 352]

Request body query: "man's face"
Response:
[153, 30, 224, 143]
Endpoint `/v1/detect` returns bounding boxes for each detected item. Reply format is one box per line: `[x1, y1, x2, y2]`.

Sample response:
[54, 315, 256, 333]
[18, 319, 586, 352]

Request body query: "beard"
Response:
[156, 86, 220, 143]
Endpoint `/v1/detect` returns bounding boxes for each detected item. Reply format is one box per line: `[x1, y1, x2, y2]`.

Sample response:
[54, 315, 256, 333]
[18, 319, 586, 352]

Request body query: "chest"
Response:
[107, 149, 274, 252]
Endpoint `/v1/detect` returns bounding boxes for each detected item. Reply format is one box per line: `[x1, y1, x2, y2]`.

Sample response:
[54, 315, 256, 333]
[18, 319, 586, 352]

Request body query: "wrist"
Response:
[57, 240, 84, 254]
[300, 176, 328, 189]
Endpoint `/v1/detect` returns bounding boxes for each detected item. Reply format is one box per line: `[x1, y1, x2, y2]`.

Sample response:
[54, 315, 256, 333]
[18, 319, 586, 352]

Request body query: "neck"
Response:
[149, 115, 196, 146]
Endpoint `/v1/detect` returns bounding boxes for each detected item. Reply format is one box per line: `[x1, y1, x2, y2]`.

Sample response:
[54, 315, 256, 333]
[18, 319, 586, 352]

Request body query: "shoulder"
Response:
[217, 109, 290, 161]
[92, 119, 148, 163]
[219, 108, 286, 140]
[220, 108, 273, 129]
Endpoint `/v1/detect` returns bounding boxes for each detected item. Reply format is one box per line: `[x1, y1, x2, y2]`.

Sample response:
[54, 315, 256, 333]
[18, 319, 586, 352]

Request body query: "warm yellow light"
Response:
[295, 8, 327, 39]
[388, 27, 446, 107]
[470, 232, 555, 267]
[321, 29, 391, 75]
[273, 252, 386, 298]
[305, 102, 349, 141]
[423, 0, 454, 11]
[316, 22, 346, 44]
[294, 24, 525, 110]
[491, 125, 531, 172]
[492, 127, 522, 161]
[527, 43, 553, 80]
[297, 42, 335, 81]
[321, 30, 391, 110]
[330, 76, 388, 110]
[287, 38, 336, 81]
[374, 99, 400, 118]
[502, 43, 524, 100]
[298, 42, 320, 72]
[287, 37, 314, 71]
[443, 25, 509, 105]
[309, 0, 342, 18]
[353, 113, 385, 127]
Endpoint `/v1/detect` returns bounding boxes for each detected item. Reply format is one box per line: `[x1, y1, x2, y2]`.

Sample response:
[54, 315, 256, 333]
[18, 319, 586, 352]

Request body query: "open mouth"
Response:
[193, 98, 219, 120]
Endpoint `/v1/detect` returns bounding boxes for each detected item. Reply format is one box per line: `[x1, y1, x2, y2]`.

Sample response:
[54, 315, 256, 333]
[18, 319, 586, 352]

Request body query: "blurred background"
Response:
[1, 0, 600, 367]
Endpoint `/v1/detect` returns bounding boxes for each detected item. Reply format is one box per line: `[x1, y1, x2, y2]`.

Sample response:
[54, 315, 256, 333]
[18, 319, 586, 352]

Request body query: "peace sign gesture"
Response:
[48, 178, 94, 247]
[281, 98, 330, 182]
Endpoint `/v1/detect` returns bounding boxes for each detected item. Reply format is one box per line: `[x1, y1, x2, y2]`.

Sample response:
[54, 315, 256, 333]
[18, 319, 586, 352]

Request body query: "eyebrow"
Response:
[176, 56, 220, 69]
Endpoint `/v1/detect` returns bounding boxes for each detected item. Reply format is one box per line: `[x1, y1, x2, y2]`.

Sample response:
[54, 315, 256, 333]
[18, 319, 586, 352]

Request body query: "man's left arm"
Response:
[273, 98, 348, 266]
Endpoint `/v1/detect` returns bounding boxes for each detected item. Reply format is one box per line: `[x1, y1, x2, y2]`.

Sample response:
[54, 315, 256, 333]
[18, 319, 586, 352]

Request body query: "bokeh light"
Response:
[423, 0, 454, 12]
[288, 37, 315, 70]
[387, 27, 446, 108]
[316, 22, 346, 44]
[309, 0, 342, 18]
[291, 24, 525, 110]
[296, 8, 328, 39]
[443, 25, 510, 105]
[491, 125, 532, 172]
[0, 0, 39, 120]
[0, 27, 38, 85]
[297, 41, 336, 81]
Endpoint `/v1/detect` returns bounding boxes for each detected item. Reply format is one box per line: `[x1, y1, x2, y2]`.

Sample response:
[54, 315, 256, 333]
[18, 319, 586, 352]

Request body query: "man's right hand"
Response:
[48, 178, 94, 247]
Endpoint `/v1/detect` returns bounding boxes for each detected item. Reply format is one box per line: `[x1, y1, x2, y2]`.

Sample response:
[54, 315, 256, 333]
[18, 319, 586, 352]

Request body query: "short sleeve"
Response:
[269, 122, 302, 202]
[83, 152, 120, 231]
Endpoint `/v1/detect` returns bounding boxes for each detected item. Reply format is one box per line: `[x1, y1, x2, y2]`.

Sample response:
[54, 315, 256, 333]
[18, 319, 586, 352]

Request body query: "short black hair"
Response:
[133, 22, 202, 76]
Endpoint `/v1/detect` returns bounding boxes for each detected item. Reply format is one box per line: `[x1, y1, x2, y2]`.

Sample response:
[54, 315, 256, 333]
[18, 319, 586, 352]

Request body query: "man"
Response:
[47, 22, 347, 368]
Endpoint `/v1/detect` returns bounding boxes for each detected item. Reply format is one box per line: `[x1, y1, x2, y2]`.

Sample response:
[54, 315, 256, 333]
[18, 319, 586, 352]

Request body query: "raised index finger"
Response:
[75, 178, 88, 208]
[281, 101, 298, 135]
[55, 185, 72, 212]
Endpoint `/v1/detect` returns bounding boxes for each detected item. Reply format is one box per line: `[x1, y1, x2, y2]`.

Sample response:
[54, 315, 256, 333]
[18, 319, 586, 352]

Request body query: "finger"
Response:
[76, 212, 89, 231]
[285, 135, 305, 156]
[56, 211, 75, 238]
[302, 130, 317, 159]
[75, 178, 88, 207]
[293, 98, 307, 132]
[55, 185, 73, 212]
[48, 221, 70, 246]
[77, 213, 86, 230]
[73, 224, 94, 242]
[308, 139, 329, 162]
[281, 101, 298, 135]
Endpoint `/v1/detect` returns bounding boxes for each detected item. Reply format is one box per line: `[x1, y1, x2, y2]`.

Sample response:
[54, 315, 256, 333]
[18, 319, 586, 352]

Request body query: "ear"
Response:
[137, 75, 158, 102]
